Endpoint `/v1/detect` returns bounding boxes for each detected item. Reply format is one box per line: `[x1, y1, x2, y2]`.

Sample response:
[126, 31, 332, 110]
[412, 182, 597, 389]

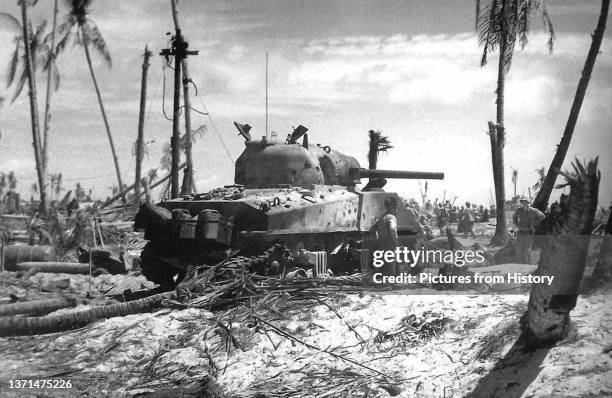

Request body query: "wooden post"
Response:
[180, 59, 193, 195]
[161, 0, 197, 198]
[89, 218, 94, 295]
[170, 37, 182, 198]
[135, 46, 152, 198]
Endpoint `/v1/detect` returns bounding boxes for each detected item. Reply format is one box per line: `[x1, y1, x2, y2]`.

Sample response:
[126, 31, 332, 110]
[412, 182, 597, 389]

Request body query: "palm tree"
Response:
[525, 158, 600, 348]
[367, 130, 393, 181]
[1, 15, 57, 105]
[1, 1, 55, 215]
[511, 167, 518, 199]
[532, 0, 609, 212]
[55, 0, 126, 204]
[42, 0, 59, 175]
[476, 0, 554, 245]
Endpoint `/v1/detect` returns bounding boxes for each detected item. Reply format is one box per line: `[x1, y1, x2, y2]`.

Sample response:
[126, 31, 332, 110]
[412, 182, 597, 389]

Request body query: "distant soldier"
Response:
[436, 203, 448, 237]
[462, 202, 477, 239]
[374, 197, 399, 276]
[28, 216, 53, 246]
[512, 197, 545, 263]
[481, 206, 490, 223]
[457, 206, 466, 233]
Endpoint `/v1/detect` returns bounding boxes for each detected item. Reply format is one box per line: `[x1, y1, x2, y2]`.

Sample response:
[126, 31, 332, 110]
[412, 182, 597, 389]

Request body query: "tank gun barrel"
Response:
[351, 168, 444, 181]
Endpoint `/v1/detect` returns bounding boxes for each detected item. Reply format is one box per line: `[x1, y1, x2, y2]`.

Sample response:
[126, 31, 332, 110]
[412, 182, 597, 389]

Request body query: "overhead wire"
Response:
[159, 42, 235, 169]
[190, 80, 234, 165]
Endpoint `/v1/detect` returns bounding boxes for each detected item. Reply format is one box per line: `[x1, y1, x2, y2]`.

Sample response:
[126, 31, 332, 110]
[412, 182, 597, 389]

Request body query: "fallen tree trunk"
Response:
[0, 297, 77, 317]
[524, 158, 600, 348]
[16, 262, 91, 274]
[0, 291, 176, 337]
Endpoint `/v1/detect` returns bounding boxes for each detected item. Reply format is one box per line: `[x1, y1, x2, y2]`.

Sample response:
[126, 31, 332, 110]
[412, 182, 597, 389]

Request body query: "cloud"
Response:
[0, 158, 34, 172]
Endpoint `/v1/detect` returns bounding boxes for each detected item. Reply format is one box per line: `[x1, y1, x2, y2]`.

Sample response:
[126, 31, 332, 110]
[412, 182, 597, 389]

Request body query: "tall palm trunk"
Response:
[20, 1, 47, 215]
[525, 159, 600, 348]
[489, 1, 510, 246]
[532, 0, 609, 212]
[42, 0, 58, 175]
[83, 42, 126, 204]
[135, 46, 151, 199]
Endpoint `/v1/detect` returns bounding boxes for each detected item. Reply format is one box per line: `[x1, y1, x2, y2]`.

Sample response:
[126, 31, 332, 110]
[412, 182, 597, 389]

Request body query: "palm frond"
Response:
[7, 40, 21, 88]
[57, 14, 76, 35]
[32, 20, 47, 46]
[83, 19, 111, 67]
[477, 0, 554, 72]
[539, 2, 555, 53]
[39, 43, 61, 91]
[10, 69, 27, 104]
[0, 12, 23, 33]
[478, 0, 502, 66]
[55, 21, 74, 55]
[52, 62, 61, 91]
[517, 0, 531, 49]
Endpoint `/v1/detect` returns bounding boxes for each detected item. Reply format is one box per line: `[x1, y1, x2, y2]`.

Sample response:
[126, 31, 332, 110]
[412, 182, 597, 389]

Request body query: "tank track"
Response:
[140, 242, 279, 291]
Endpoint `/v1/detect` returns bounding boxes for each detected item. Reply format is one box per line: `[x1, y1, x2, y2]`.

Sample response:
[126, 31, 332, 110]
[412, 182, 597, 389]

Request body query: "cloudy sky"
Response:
[0, 0, 611, 207]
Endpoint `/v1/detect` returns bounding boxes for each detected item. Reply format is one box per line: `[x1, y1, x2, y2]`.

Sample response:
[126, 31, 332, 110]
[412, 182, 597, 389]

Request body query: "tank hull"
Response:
[136, 185, 420, 286]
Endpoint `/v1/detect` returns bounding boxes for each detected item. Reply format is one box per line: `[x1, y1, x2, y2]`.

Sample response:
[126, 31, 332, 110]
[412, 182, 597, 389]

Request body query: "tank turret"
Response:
[234, 123, 442, 189]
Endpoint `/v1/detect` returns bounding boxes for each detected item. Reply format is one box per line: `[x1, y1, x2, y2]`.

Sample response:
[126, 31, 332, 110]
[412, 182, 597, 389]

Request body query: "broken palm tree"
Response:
[0, 296, 77, 317]
[367, 129, 392, 181]
[0, 291, 175, 337]
[524, 158, 600, 348]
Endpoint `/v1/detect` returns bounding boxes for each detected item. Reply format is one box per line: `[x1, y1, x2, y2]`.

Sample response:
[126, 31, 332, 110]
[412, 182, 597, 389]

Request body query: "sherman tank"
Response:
[134, 123, 444, 288]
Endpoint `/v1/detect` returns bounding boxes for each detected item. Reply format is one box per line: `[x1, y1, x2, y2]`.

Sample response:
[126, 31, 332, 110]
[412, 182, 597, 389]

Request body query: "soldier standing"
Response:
[436, 203, 448, 237]
[374, 197, 399, 276]
[28, 215, 53, 246]
[462, 202, 477, 239]
[512, 197, 545, 263]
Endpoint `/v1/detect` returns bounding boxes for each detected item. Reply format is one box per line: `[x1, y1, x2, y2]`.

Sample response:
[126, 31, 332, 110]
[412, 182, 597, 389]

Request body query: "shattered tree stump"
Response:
[524, 159, 600, 347]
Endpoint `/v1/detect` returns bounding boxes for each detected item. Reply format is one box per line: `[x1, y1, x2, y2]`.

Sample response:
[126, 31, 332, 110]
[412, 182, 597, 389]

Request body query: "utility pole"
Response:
[135, 45, 152, 199]
[160, 0, 198, 198]
[265, 52, 269, 140]
[180, 59, 194, 195]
